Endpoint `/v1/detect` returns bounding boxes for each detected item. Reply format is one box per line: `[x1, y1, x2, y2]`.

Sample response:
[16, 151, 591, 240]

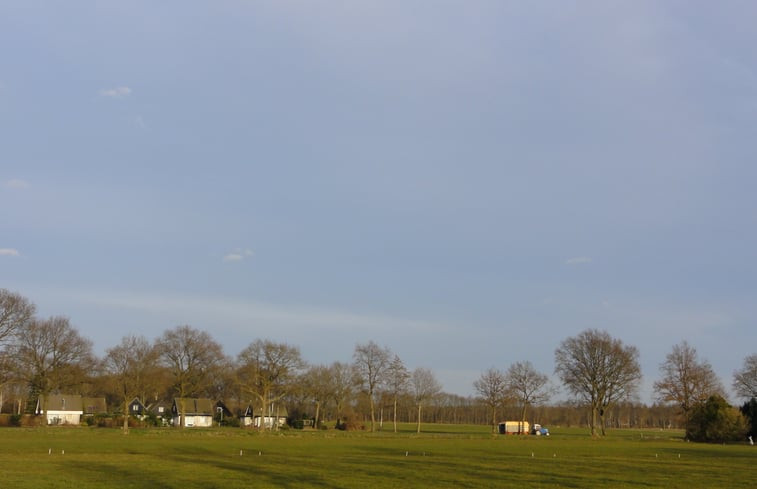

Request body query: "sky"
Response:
[2, 0, 756, 402]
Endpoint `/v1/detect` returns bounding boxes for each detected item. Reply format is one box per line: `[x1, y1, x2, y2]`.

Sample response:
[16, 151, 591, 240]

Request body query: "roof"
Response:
[82, 397, 107, 414]
[172, 398, 215, 416]
[38, 394, 83, 412]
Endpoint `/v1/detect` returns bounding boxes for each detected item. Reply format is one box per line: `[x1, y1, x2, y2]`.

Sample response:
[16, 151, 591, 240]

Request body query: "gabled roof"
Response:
[172, 398, 215, 416]
[37, 394, 83, 413]
[82, 397, 107, 414]
[129, 397, 146, 409]
[254, 406, 288, 418]
[147, 400, 170, 414]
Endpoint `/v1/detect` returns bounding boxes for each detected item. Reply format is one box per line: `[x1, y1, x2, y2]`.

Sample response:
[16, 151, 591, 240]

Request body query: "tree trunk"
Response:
[416, 404, 422, 433]
[393, 396, 398, 433]
[369, 395, 376, 432]
[123, 402, 130, 433]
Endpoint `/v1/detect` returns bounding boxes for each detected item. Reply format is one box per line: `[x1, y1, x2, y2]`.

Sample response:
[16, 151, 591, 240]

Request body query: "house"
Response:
[171, 398, 215, 427]
[215, 400, 232, 422]
[82, 397, 107, 416]
[240, 403, 288, 428]
[148, 400, 170, 417]
[35, 394, 83, 425]
[128, 398, 147, 417]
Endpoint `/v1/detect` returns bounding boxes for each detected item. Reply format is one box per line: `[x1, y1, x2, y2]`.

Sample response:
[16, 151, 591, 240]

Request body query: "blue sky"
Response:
[2, 1, 756, 400]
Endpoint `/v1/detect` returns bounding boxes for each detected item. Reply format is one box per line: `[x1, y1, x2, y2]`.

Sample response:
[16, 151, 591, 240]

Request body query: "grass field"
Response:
[1, 424, 754, 488]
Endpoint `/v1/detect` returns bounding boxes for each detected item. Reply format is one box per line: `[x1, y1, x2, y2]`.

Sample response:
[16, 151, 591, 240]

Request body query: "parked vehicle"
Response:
[498, 421, 530, 434]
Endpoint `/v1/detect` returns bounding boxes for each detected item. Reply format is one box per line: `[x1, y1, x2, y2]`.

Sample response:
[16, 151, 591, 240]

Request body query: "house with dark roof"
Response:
[128, 397, 147, 417]
[171, 398, 215, 427]
[240, 402, 288, 428]
[35, 394, 83, 425]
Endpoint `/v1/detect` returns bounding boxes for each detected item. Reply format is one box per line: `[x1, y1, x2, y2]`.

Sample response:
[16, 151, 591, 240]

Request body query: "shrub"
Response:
[686, 395, 747, 443]
[335, 417, 365, 431]
[740, 398, 757, 438]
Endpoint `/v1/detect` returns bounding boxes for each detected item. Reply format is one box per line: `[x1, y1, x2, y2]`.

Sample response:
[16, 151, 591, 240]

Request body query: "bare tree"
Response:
[473, 367, 508, 432]
[554, 329, 641, 437]
[733, 354, 757, 400]
[329, 361, 356, 427]
[104, 335, 160, 432]
[385, 354, 410, 432]
[12, 316, 95, 415]
[0, 289, 35, 346]
[654, 341, 724, 422]
[410, 367, 442, 433]
[505, 361, 554, 434]
[301, 363, 332, 428]
[156, 325, 227, 427]
[353, 341, 391, 432]
[236, 339, 304, 430]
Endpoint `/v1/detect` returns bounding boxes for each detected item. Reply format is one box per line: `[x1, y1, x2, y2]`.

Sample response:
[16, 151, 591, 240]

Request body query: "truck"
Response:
[497, 421, 530, 434]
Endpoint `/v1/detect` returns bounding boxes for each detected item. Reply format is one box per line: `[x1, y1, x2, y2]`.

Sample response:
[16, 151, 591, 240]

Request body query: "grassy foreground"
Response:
[0, 424, 754, 488]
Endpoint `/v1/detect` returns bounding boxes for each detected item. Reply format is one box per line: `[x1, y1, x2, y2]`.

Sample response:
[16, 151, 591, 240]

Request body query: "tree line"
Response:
[1, 289, 755, 439]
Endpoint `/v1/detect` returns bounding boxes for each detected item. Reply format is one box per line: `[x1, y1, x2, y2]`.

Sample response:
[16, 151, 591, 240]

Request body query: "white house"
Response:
[240, 403, 288, 428]
[171, 398, 215, 427]
[35, 395, 83, 425]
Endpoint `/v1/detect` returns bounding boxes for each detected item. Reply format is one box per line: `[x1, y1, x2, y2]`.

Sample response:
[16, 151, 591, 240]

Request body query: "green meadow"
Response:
[1, 424, 754, 488]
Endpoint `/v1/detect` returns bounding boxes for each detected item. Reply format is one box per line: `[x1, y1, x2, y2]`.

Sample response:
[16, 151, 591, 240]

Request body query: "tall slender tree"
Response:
[353, 341, 391, 432]
[329, 361, 356, 427]
[410, 367, 442, 433]
[473, 367, 508, 432]
[385, 354, 410, 433]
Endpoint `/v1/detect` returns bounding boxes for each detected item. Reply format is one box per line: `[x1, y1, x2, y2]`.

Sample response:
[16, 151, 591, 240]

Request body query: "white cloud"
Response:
[99, 86, 132, 98]
[223, 248, 254, 262]
[565, 256, 592, 265]
[0, 248, 20, 256]
[5, 179, 30, 189]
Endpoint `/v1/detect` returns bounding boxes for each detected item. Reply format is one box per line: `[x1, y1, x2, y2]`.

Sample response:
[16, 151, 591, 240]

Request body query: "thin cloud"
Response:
[5, 179, 30, 189]
[99, 86, 132, 98]
[0, 248, 20, 256]
[223, 248, 254, 262]
[566, 256, 592, 265]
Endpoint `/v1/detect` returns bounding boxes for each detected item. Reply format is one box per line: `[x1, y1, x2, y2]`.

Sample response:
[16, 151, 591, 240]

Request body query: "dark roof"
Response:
[82, 397, 107, 414]
[38, 394, 83, 412]
[172, 398, 215, 415]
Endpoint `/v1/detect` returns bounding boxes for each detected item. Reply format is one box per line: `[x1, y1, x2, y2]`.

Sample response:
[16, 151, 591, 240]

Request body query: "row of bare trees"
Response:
[2, 290, 756, 435]
[475, 329, 755, 437]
